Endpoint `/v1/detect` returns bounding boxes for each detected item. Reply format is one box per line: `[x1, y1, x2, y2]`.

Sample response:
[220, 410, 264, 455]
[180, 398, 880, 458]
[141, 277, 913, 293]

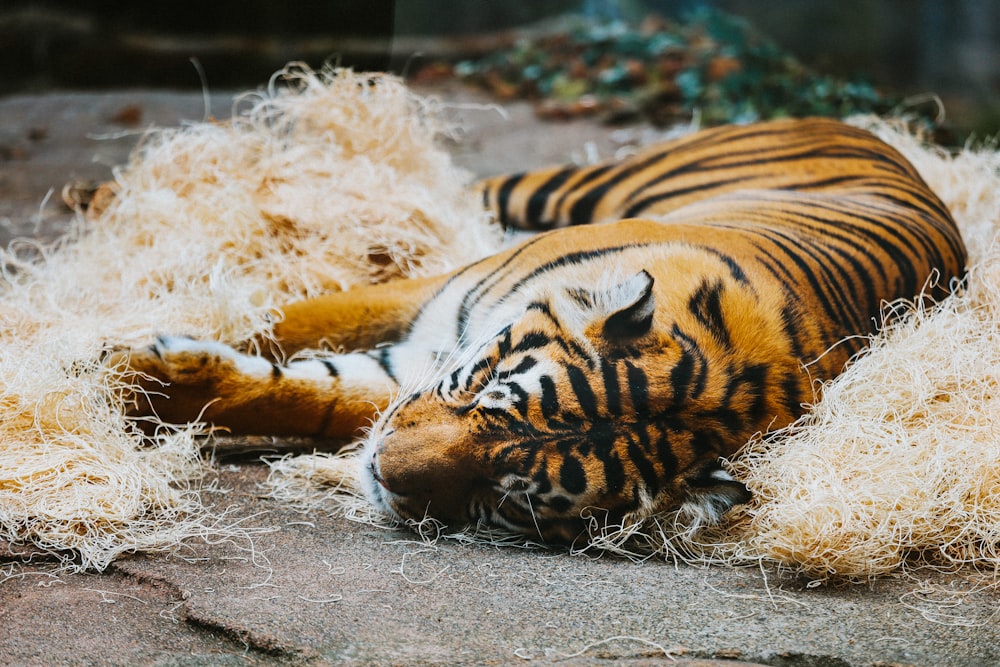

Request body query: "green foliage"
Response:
[451, 9, 932, 128]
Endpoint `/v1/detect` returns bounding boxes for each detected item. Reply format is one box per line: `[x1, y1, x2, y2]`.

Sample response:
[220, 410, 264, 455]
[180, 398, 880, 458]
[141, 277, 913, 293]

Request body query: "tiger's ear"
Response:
[601, 270, 656, 341]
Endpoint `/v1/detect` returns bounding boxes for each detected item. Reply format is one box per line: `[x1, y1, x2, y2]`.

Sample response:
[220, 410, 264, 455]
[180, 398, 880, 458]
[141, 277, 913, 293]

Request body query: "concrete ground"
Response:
[1, 86, 998, 667]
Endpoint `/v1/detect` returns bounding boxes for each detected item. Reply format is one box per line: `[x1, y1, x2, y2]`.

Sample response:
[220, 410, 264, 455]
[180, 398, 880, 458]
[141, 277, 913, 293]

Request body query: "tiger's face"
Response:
[362, 258, 801, 543]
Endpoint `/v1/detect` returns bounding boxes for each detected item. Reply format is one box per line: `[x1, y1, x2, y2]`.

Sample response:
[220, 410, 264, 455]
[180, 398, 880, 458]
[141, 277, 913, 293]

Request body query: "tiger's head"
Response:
[361, 252, 805, 543]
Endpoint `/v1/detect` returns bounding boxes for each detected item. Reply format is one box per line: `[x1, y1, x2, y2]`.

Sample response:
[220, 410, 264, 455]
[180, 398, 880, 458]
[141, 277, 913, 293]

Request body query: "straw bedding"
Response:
[0, 66, 499, 571]
[2, 65, 998, 580]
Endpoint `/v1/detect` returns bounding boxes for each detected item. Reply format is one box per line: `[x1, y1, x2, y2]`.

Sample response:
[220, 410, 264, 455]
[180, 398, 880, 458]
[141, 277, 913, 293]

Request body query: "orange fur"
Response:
[122, 119, 966, 542]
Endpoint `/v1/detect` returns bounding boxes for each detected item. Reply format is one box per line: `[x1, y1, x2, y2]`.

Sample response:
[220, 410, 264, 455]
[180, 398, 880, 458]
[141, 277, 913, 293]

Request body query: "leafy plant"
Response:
[447, 9, 937, 130]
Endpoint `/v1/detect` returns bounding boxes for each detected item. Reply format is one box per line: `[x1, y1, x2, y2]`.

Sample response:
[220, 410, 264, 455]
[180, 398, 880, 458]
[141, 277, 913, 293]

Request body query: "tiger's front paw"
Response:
[122, 336, 243, 386]
[111, 336, 251, 427]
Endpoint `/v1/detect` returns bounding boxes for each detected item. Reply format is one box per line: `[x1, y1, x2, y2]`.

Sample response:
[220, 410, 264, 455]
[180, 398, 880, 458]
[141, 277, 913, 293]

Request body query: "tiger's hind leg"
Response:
[119, 336, 399, 440]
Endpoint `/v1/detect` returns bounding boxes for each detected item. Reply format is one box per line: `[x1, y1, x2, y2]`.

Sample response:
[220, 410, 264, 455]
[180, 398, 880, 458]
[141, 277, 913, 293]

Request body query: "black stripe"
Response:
[454, 235, 551, 339]
[494, 173, 525, 228]
[732, 363, 769, 422]
[374, 348, 397, 383]
[861, 190, 961, 279]
[463, 356, 493, 392]
[502, 356, 537, 379]
[628, 443, 661, 496]
[770, 222, 868, 333]
[653, 425, 679, 479]
[748, 238, 799, 288]
[688, 279, 730, 347]
[496, 326, 513, 359]
[566, 364, 599, 417]
[623, 132, 916, 211]
[321, 360, 339, 377]
[797, 195, 919, 292]
[539, 375, 560, 420]
[563, 340, 591, 369]
[802, 232, 870, 333]
[870, 176, 957, 225]
[461, 242, 662, 342]
[513, 331, 550, 352]
[603, 453, 626, 495]
[600, 361, 622, 416]
[525, 166, 577, 228]
[312, 399, 338, 439]
[756, 227, 860, 336]
[519, 244, 642, 286]
[627, 432, 660, 496]
[625, 362, 649, 413]
[778, 303, 805, 358]
[494, 437, 544, 470]
[550, 164, 614, 225]
[568, 152, 680, 225]
[782, 372, 805, 418]
[779, 197, 892, 284]
[618, 137, 842, 209]
[697, 246, 749, 284]
[507, 381, 530, 417]
[670, 325, 708, 400]
[828, 184, 957, 279]
[527, 300, 558, 324]
[559, 455, 587, 494]
[623, 176, 747, 217]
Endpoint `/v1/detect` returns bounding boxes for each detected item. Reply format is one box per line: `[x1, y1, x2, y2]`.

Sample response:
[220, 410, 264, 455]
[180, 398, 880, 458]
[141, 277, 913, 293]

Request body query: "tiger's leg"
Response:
[122, 273, 450, 439]
[122, 336, 404, 439]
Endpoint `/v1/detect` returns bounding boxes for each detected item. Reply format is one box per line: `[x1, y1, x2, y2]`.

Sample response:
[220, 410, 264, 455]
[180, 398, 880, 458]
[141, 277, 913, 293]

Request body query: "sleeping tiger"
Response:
[122, 118, 966, 543]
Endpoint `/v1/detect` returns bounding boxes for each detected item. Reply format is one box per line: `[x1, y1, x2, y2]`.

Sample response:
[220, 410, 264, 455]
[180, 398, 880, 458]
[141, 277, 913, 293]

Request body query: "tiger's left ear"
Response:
[601, 270, 656, 341]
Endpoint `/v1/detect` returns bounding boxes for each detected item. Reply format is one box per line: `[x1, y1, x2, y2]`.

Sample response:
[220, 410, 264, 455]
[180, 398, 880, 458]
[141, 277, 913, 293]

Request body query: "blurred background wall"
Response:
[1, 0, 997, 135]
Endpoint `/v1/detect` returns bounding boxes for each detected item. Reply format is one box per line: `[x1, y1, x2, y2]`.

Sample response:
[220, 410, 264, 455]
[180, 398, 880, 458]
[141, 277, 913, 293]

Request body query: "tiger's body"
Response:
[125, 118, 966, 542]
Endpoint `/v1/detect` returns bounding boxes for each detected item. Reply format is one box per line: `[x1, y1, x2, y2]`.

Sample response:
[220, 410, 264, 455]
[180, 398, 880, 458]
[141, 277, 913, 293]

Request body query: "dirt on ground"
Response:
[1, 85, 997, 667]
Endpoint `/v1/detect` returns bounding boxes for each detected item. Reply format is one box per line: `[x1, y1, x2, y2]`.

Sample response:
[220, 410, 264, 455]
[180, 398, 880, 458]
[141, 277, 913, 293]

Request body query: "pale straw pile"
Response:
[0, 65, 499, 572]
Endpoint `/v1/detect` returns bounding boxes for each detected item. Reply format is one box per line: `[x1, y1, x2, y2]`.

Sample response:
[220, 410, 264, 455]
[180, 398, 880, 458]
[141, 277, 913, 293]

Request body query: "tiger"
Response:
[121, 117, 967, 543]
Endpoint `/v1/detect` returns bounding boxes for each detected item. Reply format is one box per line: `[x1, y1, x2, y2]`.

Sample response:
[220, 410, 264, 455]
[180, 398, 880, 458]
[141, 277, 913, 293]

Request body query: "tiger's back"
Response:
[482, 117, 956, 232]
[479, 117, 966, 373]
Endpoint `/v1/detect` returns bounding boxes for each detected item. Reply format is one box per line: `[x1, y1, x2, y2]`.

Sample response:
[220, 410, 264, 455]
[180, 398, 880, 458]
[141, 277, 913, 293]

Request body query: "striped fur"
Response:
[124, 118, 966, 543]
